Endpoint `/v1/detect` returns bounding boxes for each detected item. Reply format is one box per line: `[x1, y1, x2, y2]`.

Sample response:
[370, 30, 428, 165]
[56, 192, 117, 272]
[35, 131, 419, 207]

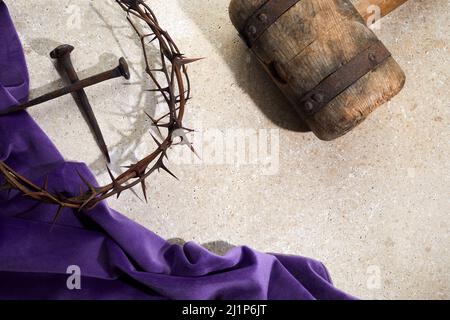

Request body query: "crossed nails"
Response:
[0, 44, 131, 163]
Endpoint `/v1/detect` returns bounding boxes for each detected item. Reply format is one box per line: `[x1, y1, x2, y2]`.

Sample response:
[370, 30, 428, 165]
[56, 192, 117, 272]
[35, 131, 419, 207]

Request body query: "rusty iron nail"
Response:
[0, 57, 130, 116]
[50, 44, 111, 163]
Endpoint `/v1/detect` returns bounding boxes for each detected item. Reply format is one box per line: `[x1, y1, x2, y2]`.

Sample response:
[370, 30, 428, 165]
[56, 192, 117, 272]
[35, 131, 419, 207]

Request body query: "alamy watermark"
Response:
[169, 127, 280, 176]
[66, 265, 81, 290]
[367, 5, 382, 30]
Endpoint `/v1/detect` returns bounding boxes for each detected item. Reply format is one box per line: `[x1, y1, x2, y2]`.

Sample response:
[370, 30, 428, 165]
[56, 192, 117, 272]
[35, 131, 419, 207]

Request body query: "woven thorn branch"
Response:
[0, 0, 201, 217]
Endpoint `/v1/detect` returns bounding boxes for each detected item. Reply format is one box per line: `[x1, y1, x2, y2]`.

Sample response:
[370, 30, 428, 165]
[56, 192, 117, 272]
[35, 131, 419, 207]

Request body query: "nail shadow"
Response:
[86, 2, 162, 177]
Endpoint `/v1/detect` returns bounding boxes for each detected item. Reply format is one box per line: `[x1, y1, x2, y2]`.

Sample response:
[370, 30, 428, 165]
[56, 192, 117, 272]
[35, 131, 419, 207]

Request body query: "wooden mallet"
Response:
[230, 0, 409, 140]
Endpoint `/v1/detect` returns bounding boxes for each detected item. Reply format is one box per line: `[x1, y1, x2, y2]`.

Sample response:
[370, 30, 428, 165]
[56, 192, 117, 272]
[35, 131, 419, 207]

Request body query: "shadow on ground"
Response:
[177, 0, 310, 132]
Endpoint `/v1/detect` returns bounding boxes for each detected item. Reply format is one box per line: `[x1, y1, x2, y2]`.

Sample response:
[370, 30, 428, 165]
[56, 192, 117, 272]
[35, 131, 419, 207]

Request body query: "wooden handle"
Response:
[353, 0, 409, 25]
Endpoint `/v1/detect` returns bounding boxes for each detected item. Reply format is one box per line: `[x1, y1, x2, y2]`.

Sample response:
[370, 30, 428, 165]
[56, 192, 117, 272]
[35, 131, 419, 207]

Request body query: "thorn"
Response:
[144, 111, 158, 124]
[144, 111, 163, 136]
[152, 127, 164, 139]
[161, 164, 179, 180]
[155, 123, 171, 129]
[148, 35, 158, 43]
[149, 133, 162, 147]
[106, 166, 116, 184]
[162, 48, 173, 60]
[141, 33, 154, 40]
[181, 126, 195, 133]
[79, 193, 96, 211]
[174, 57, 204, 67]
[162, 149, 169, 161]
[50, 205, 64, 232]
[146, 67, 164, 73]
[175, 96, 191, 104]
[76, 170, 96, 193]
[141, 180, 148, 203]
[146, 87, 169, 93]
[175, 91, 189, 99]
[22, 191, 45, 198]
[157, 157, 179, 180]
[189, 144, 201, 160]
[42, 175, 49, 191]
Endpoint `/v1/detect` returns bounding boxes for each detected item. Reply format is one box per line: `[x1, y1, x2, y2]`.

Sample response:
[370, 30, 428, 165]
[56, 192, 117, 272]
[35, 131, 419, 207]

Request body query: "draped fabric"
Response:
[0, 2, 354, 300]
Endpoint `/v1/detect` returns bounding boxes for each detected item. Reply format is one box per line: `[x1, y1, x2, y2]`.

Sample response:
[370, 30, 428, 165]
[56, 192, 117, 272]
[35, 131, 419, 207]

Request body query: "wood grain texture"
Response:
[229, 0, 405, 140]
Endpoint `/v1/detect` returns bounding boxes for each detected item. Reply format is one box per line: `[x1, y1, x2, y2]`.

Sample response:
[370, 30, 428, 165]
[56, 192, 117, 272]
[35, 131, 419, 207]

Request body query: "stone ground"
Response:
[7, 0, 449, 299]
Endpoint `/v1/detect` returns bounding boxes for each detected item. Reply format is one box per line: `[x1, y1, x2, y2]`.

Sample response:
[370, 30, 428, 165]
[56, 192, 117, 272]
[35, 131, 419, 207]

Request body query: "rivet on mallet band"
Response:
[304, 100, 315, 113]
[312, 93, 325, 103]
[258, 13, 268, 23]
[247, 25, 257, 36]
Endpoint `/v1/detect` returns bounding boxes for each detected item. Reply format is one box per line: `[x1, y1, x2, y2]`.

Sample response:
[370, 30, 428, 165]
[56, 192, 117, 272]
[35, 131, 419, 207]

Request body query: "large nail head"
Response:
[118, 57, 131, 80]
[50, 44, 75, 59]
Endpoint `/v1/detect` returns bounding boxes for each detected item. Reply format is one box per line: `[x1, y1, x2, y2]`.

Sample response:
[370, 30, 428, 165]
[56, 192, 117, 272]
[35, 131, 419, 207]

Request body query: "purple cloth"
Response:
[0, 2, 354, 300]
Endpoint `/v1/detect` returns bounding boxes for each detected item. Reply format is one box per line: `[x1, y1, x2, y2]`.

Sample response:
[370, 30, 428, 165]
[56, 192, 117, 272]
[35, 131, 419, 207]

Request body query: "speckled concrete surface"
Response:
[6, 0, 449, 299]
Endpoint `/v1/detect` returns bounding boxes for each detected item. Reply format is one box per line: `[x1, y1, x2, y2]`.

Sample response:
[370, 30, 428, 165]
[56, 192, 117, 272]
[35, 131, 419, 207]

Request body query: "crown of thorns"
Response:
[0, 0, 199, 220]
